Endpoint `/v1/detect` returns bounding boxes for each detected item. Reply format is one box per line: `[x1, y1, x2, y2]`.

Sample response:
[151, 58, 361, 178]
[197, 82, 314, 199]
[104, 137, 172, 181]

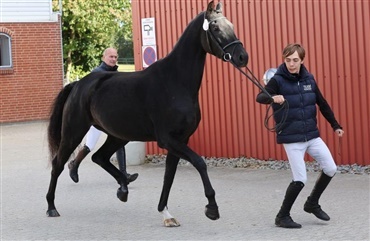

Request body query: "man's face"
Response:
[103, 49, 118, 67]
[284, 51, 303, 74]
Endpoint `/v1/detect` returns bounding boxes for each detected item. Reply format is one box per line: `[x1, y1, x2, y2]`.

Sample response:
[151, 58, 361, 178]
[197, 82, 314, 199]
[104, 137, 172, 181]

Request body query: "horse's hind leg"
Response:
[157, 153, 181, 227]
[91, 135, 129, 202]
[46, 124, 90, 217]
[46, 142, 80, 217]
[46, 155, 63, 217]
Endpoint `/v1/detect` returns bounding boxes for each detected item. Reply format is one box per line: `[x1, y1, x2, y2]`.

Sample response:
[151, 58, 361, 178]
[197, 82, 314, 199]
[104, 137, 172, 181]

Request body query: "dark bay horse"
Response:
[46, 1, 248, 227]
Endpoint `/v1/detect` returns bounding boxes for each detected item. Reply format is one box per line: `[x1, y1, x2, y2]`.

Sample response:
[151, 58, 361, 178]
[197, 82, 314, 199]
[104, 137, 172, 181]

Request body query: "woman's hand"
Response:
[272, 95, 285, 105]
[335, 129, 344, 137]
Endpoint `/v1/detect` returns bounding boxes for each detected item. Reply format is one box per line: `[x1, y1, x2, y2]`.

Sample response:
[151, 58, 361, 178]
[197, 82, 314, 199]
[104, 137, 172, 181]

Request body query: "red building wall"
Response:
[132, 0, 370, 165]
[0, 19, 63, 123]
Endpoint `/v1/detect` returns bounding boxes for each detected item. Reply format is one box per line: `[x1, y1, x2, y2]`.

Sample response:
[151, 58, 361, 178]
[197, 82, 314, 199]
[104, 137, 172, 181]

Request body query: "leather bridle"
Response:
[203, 14, 242, 62]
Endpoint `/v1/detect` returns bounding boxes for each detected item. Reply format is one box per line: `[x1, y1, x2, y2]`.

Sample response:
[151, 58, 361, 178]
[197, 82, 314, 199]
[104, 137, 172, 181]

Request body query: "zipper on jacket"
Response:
[298, 81, 307, 141]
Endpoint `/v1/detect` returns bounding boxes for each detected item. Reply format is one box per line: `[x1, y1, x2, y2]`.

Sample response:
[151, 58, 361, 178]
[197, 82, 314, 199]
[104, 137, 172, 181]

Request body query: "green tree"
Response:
[53, 0, 132, 82]
[115, 25, 134, 61]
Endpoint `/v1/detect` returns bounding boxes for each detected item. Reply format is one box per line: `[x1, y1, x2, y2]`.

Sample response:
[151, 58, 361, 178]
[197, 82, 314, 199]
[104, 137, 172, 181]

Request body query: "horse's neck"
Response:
[164, 15, 207, 89]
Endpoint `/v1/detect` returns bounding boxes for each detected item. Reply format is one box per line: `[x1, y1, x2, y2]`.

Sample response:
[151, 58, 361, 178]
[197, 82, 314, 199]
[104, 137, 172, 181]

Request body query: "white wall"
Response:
[0, 0, 57, 22]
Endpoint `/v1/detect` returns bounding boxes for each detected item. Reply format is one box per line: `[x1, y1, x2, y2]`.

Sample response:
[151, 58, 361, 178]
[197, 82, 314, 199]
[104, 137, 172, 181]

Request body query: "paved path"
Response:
[1, 121, 369, 240]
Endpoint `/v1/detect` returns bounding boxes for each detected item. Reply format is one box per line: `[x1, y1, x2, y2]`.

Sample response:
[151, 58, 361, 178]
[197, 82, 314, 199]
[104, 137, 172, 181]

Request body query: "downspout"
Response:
[57, 0, 65, 85]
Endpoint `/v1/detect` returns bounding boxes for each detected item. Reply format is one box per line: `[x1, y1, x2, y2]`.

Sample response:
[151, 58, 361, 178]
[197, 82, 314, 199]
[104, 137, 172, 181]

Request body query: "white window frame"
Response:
[0, 33, 12, 68]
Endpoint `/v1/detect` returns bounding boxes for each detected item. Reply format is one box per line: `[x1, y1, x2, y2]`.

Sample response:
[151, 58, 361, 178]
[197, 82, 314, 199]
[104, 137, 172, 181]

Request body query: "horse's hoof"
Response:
[205, 205, 220, 220]
[46, 209, 60, 217]
[117, 188, 128, 202]
[164, 218, 181, 227]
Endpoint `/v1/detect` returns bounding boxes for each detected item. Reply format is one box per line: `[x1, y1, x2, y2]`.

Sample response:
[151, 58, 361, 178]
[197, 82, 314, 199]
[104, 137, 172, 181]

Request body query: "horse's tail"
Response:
[47, 82, 77, 161]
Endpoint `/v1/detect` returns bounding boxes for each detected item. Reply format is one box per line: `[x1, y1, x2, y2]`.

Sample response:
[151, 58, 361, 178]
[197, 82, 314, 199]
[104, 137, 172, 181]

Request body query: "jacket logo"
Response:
[303, 84, 312, 91]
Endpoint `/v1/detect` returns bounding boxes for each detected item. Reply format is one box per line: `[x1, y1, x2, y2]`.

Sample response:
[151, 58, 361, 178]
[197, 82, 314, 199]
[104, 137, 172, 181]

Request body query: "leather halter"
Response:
[203, 14, 243, 62]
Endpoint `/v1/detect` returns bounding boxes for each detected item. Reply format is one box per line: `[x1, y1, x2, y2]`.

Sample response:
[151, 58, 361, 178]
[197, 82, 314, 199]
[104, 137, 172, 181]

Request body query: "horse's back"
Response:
[75, 71, 155, 141]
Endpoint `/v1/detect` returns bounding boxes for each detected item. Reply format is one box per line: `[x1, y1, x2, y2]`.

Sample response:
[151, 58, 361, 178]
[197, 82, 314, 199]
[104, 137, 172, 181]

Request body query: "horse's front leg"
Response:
[166, 142, 220, 221]
[158, 153, 181, 227]
[196, 160, 219, 220]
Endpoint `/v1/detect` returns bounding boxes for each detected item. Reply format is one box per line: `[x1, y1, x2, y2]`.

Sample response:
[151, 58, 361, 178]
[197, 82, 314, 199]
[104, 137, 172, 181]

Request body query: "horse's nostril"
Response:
[239, 53, 248, 66]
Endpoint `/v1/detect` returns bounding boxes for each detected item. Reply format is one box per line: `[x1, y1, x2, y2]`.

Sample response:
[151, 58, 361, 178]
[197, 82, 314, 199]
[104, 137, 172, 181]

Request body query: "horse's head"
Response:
[201, 1, 248, 67]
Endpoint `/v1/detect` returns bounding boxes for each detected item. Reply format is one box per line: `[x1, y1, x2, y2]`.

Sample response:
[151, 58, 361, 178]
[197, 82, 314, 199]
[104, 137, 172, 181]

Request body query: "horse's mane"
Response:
[166, 11, 205, 56]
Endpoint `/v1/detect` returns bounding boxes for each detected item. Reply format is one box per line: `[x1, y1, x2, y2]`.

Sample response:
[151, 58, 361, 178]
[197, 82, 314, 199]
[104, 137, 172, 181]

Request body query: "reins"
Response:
[203, 13, 289, 132]
[230, 64, 289, 132]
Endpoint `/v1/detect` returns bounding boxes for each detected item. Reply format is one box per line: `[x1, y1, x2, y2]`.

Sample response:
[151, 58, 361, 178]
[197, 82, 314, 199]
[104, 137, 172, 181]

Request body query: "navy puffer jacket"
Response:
[272, 64, 319, 144]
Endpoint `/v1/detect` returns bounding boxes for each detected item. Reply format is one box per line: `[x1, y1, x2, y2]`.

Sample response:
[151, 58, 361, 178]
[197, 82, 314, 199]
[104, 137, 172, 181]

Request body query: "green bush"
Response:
[68, 65, 89, 83]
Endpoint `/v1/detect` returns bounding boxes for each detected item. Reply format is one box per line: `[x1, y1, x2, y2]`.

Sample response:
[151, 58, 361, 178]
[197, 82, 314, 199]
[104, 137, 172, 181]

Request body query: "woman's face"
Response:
[284, 51, 303, 74]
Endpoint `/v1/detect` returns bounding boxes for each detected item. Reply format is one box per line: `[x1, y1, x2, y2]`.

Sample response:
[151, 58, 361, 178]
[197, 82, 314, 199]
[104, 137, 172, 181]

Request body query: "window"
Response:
[0, 33, 12, 68]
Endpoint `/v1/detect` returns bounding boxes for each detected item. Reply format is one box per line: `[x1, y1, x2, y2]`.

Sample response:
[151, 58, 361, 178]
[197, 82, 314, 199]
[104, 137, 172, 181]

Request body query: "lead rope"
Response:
[229, 62, 289, 132]
[338, 135, 342, 164]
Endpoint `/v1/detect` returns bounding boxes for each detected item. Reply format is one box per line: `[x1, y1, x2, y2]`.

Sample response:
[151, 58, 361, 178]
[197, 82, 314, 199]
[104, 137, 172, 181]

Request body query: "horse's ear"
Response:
[207, 1, 215, 13]
[215, 2, 222, 13]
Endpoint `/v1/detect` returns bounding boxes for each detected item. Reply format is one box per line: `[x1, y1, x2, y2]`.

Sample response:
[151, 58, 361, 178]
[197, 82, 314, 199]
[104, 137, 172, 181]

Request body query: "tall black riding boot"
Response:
[68, 145, 90, 183]
[116, 147, 138, 184]
[304, 171, 333, 221]
[275, 181, 305, 228]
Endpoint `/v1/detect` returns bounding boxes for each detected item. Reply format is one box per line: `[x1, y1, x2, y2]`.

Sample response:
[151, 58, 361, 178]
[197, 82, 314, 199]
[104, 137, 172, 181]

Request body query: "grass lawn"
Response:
[118, 64, 135, 72]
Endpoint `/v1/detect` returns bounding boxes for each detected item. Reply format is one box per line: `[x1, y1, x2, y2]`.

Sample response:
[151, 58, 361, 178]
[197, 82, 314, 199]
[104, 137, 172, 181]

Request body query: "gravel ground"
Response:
[145, 155, 370, 175]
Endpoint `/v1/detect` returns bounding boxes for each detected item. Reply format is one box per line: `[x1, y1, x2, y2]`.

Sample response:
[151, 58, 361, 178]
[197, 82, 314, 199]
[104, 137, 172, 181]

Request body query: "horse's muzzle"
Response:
[233, 46, 248, 67]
